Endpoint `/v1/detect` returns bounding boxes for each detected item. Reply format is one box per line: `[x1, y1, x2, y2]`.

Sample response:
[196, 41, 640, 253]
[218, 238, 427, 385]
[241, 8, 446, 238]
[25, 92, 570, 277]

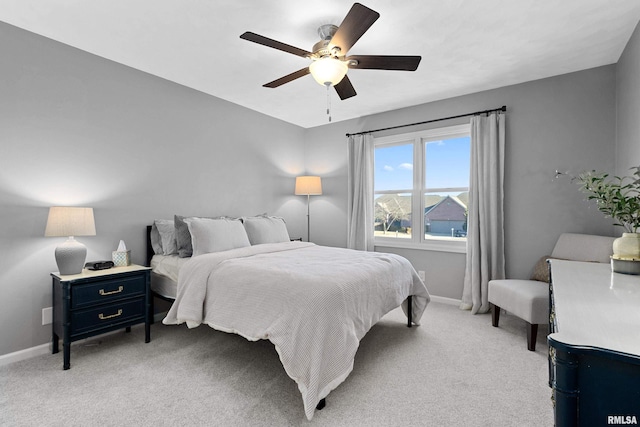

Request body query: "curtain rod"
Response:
[345, 105, 506, 137]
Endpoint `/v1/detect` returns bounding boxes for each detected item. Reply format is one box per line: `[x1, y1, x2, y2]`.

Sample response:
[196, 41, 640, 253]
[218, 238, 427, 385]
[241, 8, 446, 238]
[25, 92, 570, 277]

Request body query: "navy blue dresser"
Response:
[51, 265, 151, 369]
[548, 260, 640, 426]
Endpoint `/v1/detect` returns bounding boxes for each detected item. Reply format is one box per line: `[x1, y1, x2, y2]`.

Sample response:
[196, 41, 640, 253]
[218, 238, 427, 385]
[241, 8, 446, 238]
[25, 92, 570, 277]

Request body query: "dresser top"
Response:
[51, 264, 151, 281]
[548, 259, 640, 357]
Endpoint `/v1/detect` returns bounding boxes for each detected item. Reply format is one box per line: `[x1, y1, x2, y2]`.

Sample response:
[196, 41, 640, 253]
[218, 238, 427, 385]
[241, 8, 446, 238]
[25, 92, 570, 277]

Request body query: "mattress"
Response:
[150, 272, 177, 299]
[150, 254, 190, 299]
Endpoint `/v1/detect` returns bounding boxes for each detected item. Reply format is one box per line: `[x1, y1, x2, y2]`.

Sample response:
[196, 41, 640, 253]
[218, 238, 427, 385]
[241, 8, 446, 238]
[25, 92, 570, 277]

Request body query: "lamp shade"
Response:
[309, 57, 348, 86]
[295, 176, 323, 196]
[45, 207, 96, 237]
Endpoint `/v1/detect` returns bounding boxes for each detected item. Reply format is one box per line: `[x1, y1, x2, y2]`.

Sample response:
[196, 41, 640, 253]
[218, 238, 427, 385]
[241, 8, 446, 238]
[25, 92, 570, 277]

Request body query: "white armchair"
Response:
[488, 233, 615, 351]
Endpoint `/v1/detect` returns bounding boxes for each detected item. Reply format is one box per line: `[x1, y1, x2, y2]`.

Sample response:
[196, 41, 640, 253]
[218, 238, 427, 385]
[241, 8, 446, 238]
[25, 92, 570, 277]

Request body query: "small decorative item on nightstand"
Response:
[85, 260, 114, 271]
[112, 240, 131, 267]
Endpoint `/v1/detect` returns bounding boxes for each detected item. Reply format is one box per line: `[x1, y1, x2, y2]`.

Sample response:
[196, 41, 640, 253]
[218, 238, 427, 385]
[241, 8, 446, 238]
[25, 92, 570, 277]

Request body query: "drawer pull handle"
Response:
[98, 309, 123, 320]
[99, 286, 123, 296]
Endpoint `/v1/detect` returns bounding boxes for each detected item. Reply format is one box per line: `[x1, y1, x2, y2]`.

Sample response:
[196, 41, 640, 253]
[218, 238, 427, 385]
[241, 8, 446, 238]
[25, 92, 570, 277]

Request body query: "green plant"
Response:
[575, 166, 640, 233]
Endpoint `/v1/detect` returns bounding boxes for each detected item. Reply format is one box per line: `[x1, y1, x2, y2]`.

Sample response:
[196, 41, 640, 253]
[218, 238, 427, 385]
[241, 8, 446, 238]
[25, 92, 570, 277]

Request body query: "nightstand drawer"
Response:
[71, 298, 145, 335]
[72, 275, 145, 309]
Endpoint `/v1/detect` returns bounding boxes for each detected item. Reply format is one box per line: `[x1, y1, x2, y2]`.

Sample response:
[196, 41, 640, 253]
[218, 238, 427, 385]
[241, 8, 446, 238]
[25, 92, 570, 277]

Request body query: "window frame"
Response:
[373, 123, 471, 253]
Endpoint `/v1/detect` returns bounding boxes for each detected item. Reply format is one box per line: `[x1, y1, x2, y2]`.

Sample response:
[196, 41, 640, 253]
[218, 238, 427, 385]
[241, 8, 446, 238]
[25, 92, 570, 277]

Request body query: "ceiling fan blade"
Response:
[334, 76, 357, 100]
[347, 55, 422, 71]
[330, 3, 380, 54]
[240, 32, 312, 58]
[263, 68, 310, 88]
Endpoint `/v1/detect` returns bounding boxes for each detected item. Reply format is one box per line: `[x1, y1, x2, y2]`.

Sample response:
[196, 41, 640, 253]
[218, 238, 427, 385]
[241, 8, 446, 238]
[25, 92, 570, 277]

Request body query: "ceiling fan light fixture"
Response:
[241, 3, 419, 102]
[309, 57, 348, 86]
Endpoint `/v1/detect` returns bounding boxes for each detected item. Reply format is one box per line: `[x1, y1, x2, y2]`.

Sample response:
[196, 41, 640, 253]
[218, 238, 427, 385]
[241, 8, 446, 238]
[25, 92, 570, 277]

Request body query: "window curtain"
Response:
[347, 134, 374, 251]
[460, 111, 506, 314]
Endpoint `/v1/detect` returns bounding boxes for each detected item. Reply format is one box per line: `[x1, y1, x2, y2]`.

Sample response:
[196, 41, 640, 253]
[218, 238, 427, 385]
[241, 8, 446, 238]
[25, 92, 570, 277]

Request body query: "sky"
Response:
[374, 136, 471, 192]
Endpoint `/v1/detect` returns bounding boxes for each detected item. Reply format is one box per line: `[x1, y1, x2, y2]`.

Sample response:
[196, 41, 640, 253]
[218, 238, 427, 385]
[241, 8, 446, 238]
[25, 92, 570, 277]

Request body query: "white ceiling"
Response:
[1, 0, 640, 128]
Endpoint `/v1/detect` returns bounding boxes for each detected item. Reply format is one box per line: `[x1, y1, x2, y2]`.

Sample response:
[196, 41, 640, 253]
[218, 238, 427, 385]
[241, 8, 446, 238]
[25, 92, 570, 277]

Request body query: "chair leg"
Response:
[491, 304, 500, 327]
[526, 323, 538, 351]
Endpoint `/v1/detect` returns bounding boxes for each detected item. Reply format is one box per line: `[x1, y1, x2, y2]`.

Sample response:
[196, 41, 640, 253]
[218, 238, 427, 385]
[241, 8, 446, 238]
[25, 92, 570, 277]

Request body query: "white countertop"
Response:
[548, 259, 640, 356]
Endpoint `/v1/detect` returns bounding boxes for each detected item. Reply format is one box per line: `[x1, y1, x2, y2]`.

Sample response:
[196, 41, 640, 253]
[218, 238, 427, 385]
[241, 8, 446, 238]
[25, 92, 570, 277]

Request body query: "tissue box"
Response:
[112, 250, 131, 267]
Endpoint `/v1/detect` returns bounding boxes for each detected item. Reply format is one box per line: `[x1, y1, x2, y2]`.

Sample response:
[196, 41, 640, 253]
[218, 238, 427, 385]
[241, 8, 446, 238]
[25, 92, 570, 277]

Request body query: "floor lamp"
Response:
[295, 176, 322, 242]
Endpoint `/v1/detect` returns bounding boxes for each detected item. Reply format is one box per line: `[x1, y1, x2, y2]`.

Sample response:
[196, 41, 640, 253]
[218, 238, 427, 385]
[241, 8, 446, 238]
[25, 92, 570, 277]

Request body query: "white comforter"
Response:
[163, 242, 430, 420]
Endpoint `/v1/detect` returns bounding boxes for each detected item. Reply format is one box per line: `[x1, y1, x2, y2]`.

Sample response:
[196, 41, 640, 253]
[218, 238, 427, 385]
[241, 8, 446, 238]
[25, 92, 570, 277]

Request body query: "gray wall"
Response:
[2, 17, 639, 357]
[0, 22, 306, 356]
[304, 66, 618, 299]
[616, 21, 640, 176]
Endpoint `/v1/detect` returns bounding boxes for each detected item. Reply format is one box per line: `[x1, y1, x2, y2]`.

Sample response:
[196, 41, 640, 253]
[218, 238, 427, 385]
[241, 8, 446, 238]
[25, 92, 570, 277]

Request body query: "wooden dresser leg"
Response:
[52, 332, 59, 354]
[63, 341, 70, 370]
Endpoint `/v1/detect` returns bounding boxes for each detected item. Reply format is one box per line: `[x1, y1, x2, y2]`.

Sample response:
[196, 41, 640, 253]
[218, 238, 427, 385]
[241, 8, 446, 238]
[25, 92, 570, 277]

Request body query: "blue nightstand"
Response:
[51, 264, 151, 369]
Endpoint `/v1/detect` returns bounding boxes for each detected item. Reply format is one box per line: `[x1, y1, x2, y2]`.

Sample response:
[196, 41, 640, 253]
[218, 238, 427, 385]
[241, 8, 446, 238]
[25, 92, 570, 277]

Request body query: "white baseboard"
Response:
[0, 343, 50, 367]
[4, 302, 456, 367]
[429, 295, 461, 306]
[2, 314, 169, 367]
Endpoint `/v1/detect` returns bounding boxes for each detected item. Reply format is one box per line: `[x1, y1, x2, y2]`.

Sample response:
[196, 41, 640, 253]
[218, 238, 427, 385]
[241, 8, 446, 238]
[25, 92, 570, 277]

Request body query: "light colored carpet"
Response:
[0, 302, 553, 426]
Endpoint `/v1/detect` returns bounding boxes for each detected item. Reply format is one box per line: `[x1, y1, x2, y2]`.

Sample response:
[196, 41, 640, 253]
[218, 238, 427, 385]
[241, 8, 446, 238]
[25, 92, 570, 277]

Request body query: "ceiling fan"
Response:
[240, 2, 422, 100]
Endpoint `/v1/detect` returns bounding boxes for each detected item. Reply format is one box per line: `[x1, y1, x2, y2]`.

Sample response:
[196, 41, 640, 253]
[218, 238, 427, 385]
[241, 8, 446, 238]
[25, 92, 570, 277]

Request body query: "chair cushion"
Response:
[488, 279, 549, 324]
[551, 233, 614, 263]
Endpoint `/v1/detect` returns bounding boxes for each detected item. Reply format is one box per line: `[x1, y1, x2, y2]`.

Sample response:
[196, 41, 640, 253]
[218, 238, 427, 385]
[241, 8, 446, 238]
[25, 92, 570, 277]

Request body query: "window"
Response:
[373, 124, 470, 252]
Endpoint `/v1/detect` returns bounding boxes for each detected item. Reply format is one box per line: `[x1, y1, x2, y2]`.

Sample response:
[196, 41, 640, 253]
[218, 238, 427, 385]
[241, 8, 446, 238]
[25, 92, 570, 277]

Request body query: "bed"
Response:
[146, 216, 430, 420]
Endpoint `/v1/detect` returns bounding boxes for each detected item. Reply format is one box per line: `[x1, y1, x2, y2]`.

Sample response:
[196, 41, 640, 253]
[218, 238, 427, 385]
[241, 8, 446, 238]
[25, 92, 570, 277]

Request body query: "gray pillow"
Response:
[155, 219, 177, 255]
[242, 215, 290, 245]
[174, 215, 193, 258]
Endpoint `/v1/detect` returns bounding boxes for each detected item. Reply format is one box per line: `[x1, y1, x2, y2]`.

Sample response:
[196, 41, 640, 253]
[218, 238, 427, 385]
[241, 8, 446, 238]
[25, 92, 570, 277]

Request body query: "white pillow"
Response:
[155, 219, 177, 256]
[150, 223, 163, 255]
[242, 215, 290, 245]
[186, 217, 251, 256]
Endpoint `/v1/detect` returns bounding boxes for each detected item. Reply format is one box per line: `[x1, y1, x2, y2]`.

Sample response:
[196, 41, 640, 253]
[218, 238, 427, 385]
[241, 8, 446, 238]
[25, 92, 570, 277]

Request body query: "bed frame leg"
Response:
[407, 295, 413, 328]
[316, 398, 326, 410]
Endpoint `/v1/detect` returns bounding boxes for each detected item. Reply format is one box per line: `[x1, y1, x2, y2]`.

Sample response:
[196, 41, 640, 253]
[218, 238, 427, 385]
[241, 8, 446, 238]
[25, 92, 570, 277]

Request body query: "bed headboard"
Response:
[146, 225, 153, 267]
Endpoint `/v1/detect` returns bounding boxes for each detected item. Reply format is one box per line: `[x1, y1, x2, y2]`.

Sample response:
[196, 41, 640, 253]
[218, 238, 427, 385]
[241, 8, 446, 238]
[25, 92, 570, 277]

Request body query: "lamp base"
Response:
[55, 237, 87, 275]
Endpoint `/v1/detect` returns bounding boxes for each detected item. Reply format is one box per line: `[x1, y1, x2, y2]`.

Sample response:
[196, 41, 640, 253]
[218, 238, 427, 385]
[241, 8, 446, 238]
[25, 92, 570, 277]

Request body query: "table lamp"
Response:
[45, 207, 96, 275]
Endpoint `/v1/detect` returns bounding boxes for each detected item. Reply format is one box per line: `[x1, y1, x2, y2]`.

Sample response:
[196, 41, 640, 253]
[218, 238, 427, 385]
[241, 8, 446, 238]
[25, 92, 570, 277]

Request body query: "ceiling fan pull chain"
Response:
[326, 83, 332, 122]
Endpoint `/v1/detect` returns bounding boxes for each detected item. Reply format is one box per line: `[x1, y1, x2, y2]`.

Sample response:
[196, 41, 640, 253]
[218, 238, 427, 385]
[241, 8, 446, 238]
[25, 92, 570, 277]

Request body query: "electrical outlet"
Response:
[42, 307, 53, 325]
[418, 270, 425, 281]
